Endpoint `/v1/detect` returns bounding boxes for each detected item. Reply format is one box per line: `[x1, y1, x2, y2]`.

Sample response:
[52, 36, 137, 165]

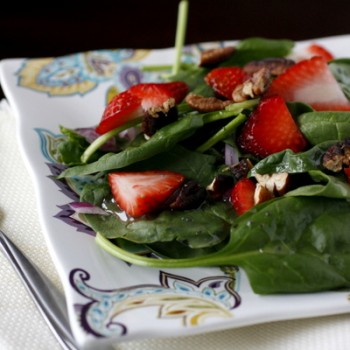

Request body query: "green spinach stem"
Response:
[225, 98, 260, 113]
[95, 232, 227, 267]
[172, 0, 189, 76]
[196, 113, 247, 152]
[81, 118, 142, 164]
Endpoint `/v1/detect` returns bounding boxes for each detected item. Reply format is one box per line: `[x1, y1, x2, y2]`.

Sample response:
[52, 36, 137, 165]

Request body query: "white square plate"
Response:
[1, 35, 350, 349]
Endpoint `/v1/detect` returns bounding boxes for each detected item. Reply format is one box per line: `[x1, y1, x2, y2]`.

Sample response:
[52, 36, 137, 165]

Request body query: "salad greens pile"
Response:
[55, 37, 350, 295]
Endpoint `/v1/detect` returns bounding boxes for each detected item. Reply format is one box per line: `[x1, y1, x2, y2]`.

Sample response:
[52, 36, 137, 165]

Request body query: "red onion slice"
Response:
[68, 202, 108, 216]
[75, 127, 118, 152]
[225, 144, 240, 166]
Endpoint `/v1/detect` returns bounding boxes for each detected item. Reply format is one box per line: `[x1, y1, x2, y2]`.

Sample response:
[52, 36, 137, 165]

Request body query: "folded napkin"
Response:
[0, 100, 349, 350]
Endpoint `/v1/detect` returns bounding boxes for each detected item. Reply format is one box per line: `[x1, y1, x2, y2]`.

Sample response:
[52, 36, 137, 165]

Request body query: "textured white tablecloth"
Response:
[0, 99, 350, 350]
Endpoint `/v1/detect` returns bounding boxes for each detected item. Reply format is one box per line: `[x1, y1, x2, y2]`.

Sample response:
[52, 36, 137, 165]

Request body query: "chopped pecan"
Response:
[199, 46, 235, 67]
[243, 57, 295, 76]
[232, 68, 271, 102]
[142, 102, 178, 137]
[230, 159, 254, 181]
[185, 93, 232, 112]
[254, 172, 290, 196]
[322, 138, 350, 172]
[254, 183, 274, 205]
[206, 175, 234, 200]
[147, 98, 175, 118]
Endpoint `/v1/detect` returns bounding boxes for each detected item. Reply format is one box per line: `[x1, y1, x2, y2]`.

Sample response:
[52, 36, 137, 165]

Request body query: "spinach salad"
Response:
[55, 38, 350, 295]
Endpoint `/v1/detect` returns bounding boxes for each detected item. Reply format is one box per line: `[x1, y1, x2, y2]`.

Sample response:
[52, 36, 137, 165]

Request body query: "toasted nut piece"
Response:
[206, 175, 234, 200]
[199, 46, 235, 67]
[142, 104, 178, 137]
[185, 93, 232, 112]
[232, 68, 271, 102]
[323, 151, 344, 172]
[255, 172, 290, 196]
[243, 57, 295, 76]
[322, 138, 350, 172]
[148, 98, 175, 118]
[254, 183, 274, 205]
[254, 173, 273, 192]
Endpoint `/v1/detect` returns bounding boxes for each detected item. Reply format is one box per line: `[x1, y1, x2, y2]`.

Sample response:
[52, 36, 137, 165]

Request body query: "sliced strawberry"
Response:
[129, 82, 188, 111]
[108, 170, 185, 217]
[266, 56, 350, 111]
[96, 90, 143, 134]
[205, 66, 246, 100]
[159, 81, 190, 103]
[344, 167, 350, 184]
[96, 82, 189, 134]
[230, 178, 256, 215]
[237, 95, 308, 158]
[306, 43, 334, 62]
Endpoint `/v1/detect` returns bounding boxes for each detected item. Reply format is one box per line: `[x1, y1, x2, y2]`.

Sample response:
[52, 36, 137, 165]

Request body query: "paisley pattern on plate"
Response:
[15, 44, 206, 97]
[16, 49, 154, 96]
[70, 268, 241, 337]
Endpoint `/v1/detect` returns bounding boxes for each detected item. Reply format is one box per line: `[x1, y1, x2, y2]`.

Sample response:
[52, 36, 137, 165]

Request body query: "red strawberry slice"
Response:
[108, 170, 185, 217]
[129, 82, 188, 111]
[266, 56, 350, 111]
[96, 90, 143, 134]
[96, 82, 188, 134]
[344, 167, 350, 183]
[205, 66, 246, 100]
[237, 95, 308, 158]
[158, 81, 190, 103]
[306, 43, 334, 62]
[230, 178, 256, 215]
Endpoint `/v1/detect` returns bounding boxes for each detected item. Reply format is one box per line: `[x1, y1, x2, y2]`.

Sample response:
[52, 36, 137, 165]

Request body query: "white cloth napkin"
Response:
[0, 99, 349, 350]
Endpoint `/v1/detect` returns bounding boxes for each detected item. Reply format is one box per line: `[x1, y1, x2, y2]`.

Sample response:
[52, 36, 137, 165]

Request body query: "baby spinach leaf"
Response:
[298, 111, 350, 145]
[329, 58, 350, 99]
[303, 212, 350, 282]
[286, 101, 314, 118]
[113, 238, 151, 255]
[80, 181, 110, 206]
[97, 196, 350, 294]
[249, 141, 334, 175]
[57, 126, 97, 165]
[125, 145, 218, 186]
[147, 240, 226, 259]
[224, 37, 294, 66]
[58, 114, 204, 178]
[85, 202, 233, 249]
[286, 170, 350, 199]
[63, 172, 106, 197]
[226, 197, 350, 293]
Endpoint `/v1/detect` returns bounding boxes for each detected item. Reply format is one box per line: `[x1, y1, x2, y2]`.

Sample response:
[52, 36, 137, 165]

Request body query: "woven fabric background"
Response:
[0, 101, 350, 350]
